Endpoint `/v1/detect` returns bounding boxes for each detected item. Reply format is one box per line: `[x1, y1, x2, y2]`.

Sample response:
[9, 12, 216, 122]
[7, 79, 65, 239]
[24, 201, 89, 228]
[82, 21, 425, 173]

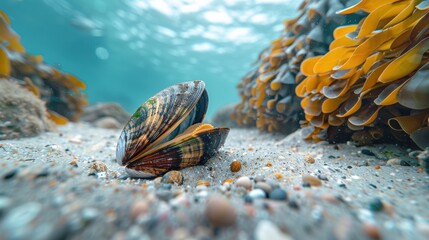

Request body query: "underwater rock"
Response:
[210, 104, 239, 129]
[0, 80, 54, 140]
[232, 0, 364, 134]
[296, 0, 429, 149]
[0, 10, 87, 124]
[81, 102, 131, 126]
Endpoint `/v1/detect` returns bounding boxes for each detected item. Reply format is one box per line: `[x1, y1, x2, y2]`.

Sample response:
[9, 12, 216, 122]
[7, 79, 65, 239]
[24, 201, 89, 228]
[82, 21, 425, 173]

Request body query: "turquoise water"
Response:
[2, 0, 299, 118]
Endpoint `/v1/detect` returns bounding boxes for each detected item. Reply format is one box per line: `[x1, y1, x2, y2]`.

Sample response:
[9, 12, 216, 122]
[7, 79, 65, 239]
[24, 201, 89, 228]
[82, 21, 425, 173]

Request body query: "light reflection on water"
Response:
[2, 0, 300, 117]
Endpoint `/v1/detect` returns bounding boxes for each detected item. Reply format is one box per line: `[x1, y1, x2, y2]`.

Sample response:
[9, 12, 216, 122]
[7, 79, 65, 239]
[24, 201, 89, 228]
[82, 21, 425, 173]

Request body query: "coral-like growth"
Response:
[0, 10, 87, 123]
[297, 0, 429, 149]
[0, 80, 54, 140]
[232, 0, 363, 133]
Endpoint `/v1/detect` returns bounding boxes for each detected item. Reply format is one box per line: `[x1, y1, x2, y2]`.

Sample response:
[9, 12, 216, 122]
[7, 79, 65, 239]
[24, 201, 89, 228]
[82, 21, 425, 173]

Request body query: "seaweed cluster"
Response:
[297, 0, 429, 149]
[0, 10, 87, 123]
[232, 0, 364, 133]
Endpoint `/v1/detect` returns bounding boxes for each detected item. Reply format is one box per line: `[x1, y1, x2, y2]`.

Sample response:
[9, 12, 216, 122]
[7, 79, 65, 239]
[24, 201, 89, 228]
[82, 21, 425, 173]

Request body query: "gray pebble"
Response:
[1, 202, 42, 239]
[254, 182, 272, 195]
[81, 207, 99, 223]
[266, 179, 280, 189]
[269, 188, 287, 201]
[0, 196, 12, 214]
[254, 175, 265, 183]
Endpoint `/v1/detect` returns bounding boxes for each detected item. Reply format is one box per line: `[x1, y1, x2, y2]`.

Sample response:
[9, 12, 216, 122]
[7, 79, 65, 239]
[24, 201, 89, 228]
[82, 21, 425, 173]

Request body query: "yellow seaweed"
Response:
[379, 37, 429, 83]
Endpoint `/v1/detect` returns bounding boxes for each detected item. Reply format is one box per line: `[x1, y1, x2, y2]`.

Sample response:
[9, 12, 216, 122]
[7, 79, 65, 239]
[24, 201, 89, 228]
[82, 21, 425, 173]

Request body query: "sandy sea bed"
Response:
[0, 122, 428, 239]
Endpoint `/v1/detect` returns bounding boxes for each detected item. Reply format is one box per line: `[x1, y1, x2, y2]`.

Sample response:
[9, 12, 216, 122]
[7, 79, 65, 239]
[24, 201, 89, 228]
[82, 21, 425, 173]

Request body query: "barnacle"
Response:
[0, 10, 87, 123]
[232, 0, 363, 133]
[297, 0, 429, 149]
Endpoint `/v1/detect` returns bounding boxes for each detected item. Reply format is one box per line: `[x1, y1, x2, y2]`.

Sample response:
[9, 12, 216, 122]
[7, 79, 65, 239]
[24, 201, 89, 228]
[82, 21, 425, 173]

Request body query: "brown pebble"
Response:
[274, 172, 283, 180]
[69, 159, 78, 166]
[89, 161, 107, 173]
[320, 194, 338, 204]
[304, 154, 315, 164]
[197, 180, 211, 187]
[302, 175, 321, 187]
[374, 165, 381, 170]
[205, 194, 236, 227]
[130, 200, 149, 221]
[236, 176, 252, 191]
[230, 160, 242, 172]
[266, 162, 272, 167]
[247, 146, 254, 151]
[161, 170, 183, 185]
[418, 167, 423, 173]
[362, 224, 381, 240]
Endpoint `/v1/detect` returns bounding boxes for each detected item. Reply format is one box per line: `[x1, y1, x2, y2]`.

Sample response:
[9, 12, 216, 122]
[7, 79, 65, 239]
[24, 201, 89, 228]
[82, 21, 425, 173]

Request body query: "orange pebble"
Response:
[230, 161, 242, 172]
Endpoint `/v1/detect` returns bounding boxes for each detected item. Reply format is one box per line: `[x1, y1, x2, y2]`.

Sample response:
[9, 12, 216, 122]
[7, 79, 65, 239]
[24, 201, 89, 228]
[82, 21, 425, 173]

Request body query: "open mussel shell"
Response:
[116, 80, 229, 178]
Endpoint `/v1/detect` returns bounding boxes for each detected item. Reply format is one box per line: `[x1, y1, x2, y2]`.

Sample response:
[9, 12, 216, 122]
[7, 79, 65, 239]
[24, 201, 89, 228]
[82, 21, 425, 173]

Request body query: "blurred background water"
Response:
[2, 0, 300, 118]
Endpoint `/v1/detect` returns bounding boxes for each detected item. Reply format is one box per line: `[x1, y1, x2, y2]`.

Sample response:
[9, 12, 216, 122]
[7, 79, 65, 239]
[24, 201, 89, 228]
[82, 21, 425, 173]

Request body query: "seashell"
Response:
[116, 80, 229, 178]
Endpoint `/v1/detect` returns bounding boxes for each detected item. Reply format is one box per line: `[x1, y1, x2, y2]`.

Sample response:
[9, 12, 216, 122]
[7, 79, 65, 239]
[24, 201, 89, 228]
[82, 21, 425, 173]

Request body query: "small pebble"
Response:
[265, 162, 272, 167]
[69, 159, 78, 167]
[89, 161, 107, 173]
[161, 183, 172, 190]
[362, 223, 381, 239]
[266, 180, 280, 189]
[81, 207, 99, 223]
[254, 175, 265, 183]
[223, 179, 234, 184]
[254, 182, 272, 195]
[386, 158, 401, 166]
[161, 170, 183, 185]
[0, 196, 12, 214]
[35, 168, 50, 178]
[93, 117, 121, 129]
[274, 172, 283, 180]
[3, 169, 18, 180]
[196, 180, 210, 187]
[2, 202, 42, 231]
[248, 189, 266, 199]
[130, 201, 149, 221]
[230, 160, 242, 172]
[255, 220, 293, 240]
[368, 198, 383, 212]
[361, 149, 375, 156]
[317, 175, 328, 181]
[205, 194, 236, 227]
[288, 200, 300, 210]
[269, 188, 287, 201]
[243, 195, 253, 204]
[304, 154, 315, 164]
[302, 175, 322, 187]
[236, 176, 252, 191]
